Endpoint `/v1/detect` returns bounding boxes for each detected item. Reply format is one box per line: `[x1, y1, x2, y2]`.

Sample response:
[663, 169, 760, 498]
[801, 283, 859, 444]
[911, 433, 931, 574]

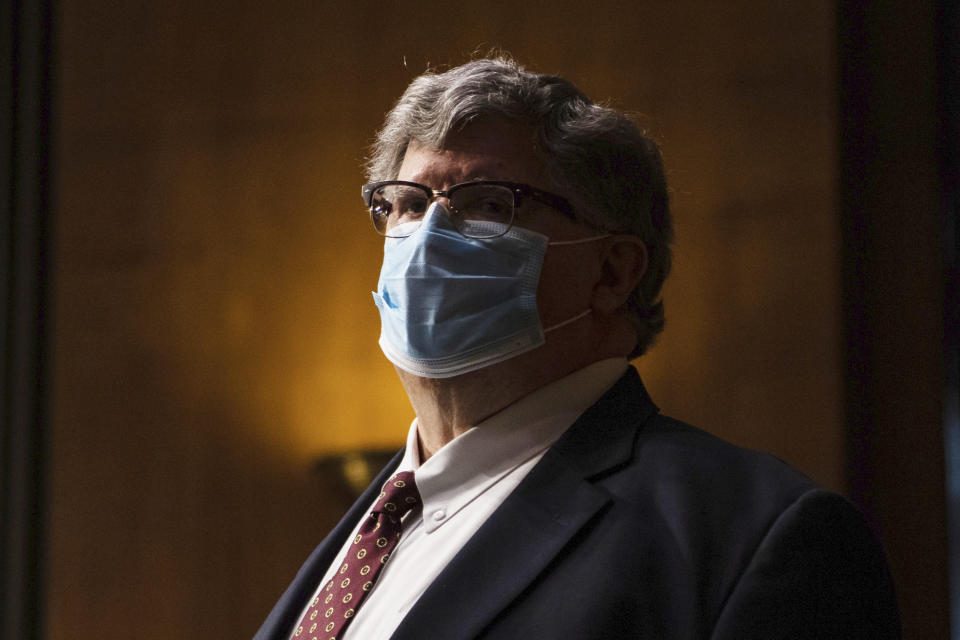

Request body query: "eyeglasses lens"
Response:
[372, 183, 516, 239]
[372, 185, 427, 235]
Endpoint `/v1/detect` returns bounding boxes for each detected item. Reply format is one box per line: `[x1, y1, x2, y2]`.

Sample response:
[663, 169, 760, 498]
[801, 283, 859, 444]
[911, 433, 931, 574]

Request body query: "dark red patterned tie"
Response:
[291, 471, 420, 640]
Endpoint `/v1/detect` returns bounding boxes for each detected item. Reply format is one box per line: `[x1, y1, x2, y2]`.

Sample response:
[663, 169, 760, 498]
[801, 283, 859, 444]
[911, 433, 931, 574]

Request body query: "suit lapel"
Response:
[391, 368, 658, 640]
[254, 451, 403, 640]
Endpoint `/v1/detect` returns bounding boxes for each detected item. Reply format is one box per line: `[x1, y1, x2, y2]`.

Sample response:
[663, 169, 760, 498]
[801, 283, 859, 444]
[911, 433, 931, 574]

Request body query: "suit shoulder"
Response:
[644, 413, 813, 481]
[711, 487, 900, 638]
[617, 412, 821, 518]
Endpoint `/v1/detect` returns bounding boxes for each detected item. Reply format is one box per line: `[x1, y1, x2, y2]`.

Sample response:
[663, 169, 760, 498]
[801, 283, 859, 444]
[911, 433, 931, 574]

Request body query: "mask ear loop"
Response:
[547, 233, 611, 246]
[541, 233, 637, 333]
[542, 233, 608, 332]
[544, 309, 592, 333]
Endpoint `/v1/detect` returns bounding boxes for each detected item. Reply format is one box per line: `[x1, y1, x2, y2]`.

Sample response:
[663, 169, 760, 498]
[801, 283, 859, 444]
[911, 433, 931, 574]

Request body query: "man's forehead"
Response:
[397, 143, 514, 185]
[397, 119, 546, 188]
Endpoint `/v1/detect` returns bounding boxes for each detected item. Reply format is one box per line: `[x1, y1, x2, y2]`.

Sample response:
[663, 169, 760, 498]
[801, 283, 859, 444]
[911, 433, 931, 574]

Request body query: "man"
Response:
[256, 57, 899, 639]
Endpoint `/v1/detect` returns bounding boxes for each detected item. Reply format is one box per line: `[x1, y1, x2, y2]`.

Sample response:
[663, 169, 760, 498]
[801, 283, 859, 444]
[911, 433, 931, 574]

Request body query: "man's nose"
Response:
[417, 201, 462, 236]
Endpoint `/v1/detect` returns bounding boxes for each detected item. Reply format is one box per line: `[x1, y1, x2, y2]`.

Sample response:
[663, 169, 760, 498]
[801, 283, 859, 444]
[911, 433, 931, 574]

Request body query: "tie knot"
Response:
[372, 471, 420, 517]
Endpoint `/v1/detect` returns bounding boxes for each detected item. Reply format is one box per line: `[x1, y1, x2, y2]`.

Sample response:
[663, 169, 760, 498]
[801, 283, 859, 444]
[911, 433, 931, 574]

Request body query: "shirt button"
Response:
[432, 509, 446, 522]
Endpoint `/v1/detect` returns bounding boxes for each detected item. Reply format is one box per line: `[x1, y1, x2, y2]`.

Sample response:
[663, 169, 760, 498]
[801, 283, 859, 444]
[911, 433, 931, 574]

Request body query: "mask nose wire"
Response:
[411, 200, 455, 235]
[418, 200, 455, 230]
[424, 200, 451, 217]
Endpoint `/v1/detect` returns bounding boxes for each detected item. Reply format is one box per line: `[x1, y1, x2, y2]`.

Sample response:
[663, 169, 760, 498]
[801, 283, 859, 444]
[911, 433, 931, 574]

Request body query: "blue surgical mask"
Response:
[372, 203, 607, 378]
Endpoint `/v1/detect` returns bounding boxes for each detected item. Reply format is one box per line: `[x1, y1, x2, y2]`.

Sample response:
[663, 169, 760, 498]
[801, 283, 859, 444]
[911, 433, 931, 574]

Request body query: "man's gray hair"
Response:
[366, 57, 673, 358]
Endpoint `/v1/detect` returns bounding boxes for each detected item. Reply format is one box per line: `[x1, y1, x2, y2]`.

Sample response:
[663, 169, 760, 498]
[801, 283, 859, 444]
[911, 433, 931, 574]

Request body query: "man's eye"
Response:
[457, 195, 513, 220]
[475, 198, 510, 213]
[410, 198, 430, 214]
[395, 195, 429, 214]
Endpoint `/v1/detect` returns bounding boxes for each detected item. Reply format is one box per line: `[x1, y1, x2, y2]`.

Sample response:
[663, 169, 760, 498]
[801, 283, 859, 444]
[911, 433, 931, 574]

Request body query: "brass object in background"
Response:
[313, 449, 402, 501]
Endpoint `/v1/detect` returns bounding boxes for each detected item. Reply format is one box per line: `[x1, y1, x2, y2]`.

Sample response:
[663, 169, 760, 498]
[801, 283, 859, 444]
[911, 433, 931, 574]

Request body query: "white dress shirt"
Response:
[290, 358, 628, 640]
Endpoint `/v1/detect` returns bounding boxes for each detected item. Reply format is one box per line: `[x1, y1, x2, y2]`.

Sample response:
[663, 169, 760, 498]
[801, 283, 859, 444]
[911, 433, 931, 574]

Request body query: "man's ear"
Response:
[592, 236, 647, 314]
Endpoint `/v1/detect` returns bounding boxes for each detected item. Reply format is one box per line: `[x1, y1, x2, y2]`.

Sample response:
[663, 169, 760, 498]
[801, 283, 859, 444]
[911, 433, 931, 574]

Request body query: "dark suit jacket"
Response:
[255, 367, 900, 639]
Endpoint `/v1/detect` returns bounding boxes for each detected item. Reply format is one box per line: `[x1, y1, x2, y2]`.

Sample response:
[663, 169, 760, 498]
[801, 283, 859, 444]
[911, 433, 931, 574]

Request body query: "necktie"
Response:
[292, 471, 420, 640]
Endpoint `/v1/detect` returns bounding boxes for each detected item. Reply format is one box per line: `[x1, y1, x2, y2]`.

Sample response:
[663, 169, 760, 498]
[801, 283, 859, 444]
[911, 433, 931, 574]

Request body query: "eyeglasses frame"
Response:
[360, 179, 577, 237]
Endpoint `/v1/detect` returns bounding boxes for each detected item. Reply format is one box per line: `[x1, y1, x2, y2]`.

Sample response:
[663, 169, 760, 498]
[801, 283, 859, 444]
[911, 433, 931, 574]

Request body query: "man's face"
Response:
[393, 117, 604, 362]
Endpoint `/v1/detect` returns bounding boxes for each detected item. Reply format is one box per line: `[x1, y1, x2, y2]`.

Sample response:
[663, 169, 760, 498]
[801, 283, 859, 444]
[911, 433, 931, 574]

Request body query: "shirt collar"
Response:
[396, 358, 628, 533]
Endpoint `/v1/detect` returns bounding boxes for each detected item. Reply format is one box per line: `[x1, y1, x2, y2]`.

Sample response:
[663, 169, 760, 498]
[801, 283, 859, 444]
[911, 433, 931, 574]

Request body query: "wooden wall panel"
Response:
[50, 2, 842, 637]
[839, 2, 950, 636]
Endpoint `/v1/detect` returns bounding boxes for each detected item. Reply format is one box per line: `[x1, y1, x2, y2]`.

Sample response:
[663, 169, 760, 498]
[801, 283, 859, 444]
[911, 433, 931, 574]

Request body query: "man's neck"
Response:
[397, 359, 579, 460]
[397, 314, 637, 460]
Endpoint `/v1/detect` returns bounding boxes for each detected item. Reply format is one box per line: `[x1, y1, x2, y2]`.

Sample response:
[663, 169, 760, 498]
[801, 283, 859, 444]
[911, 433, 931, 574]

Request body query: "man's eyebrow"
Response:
[460, 176, 496, 184]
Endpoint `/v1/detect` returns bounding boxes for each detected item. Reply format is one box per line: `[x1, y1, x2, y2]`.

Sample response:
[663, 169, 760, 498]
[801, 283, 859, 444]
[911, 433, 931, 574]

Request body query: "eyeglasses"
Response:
[361, 180, 576, 239]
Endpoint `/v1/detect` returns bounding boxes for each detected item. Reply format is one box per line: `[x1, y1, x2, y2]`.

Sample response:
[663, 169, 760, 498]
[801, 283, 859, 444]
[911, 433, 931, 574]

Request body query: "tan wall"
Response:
[50, 2, 840, 637]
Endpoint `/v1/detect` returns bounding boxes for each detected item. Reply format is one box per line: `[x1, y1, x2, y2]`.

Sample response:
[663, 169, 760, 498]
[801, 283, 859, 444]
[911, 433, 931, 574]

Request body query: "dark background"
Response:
[3, 1, 955, 638]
